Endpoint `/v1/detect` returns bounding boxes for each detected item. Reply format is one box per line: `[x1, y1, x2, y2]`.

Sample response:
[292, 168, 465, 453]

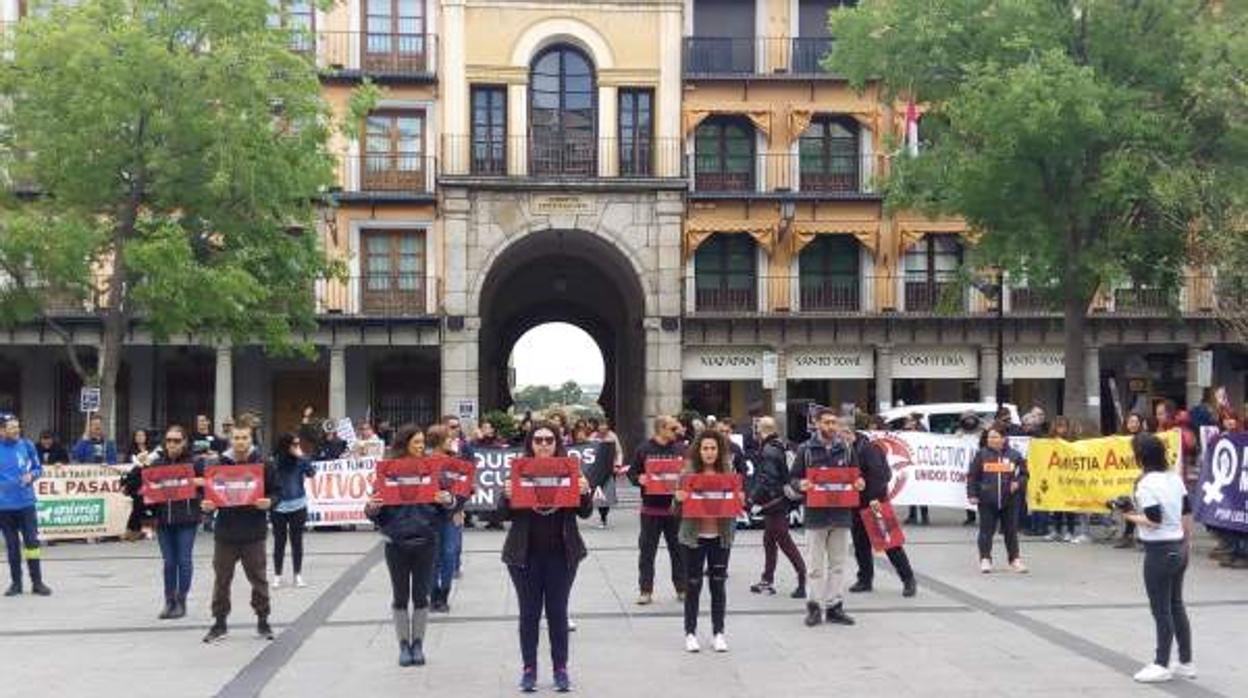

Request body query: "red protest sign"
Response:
[141, 464, 198, 505]
[376, 458, 441, 505]
[510, 457, 581, 509]
[643, 457, 683, 495]
[680, 472, 744, 519]
[203, 465, 265, 508]
[806, 467, 859, 508]
[859, 501, 906, 552]
[436, 455, 476, 499]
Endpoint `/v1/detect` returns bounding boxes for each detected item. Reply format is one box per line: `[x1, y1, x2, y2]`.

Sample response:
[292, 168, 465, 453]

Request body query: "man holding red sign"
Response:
[842, 424, 917, 599]
[791, 408, 860, 628]
[626, 415, 688, 606]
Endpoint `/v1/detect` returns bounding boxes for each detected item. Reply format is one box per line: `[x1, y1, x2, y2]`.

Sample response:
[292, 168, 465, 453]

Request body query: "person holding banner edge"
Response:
[673, 429, 738, 653]
[627, 415, 688, 606]
[845, 423, 917, 598]
[0, 414, 51, 597]
[499, 421, 593, 693]
[365, 425, 456, 668]
[966, 424, 1029, 574]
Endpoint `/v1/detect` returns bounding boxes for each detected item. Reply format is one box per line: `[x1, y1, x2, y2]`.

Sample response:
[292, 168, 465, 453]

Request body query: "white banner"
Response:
[868, 432, 1032, 509]
[306, 457, 376, 527]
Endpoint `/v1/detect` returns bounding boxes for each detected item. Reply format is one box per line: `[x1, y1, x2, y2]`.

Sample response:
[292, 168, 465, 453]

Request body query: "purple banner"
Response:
[1194, 433, 1248, 533]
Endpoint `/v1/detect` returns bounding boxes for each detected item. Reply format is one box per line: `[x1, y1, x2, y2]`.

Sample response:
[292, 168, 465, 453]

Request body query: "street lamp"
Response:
[972, 270, 1006, 413]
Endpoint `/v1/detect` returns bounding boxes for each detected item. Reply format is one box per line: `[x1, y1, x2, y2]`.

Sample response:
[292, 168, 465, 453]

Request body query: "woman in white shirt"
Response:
[1123, 433, 1194, 684]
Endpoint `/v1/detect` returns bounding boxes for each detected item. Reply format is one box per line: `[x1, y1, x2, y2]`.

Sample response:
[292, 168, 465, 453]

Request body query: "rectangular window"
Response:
[363, 0, 427, 73]
[361, 230, 426, 315]
[903, 234, 962, 312]
[799, 236, 860, 311]
[618, 89, 653, 177]
[362, 110, 425, 191]
[471, 86, 507, 175]
[694, 234, 758, 312]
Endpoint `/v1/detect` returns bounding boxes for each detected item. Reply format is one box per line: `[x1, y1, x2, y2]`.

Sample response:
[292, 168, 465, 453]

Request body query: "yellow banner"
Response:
[1026, 431, 1181, 513]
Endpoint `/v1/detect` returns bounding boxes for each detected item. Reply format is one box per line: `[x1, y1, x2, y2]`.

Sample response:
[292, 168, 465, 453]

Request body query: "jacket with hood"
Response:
[0, 437, 41, 511]
[852, 432, 894, 509]
[122, 453, 205, 527]
[790, 434, 855, 529]
[627, 438, 686, 516]
[966, 445, 1028, 509]
[368, 501, 449, 551]
[71, 437, 118, 465]
[750, 433, 791, 513]
[212, 448, 281, 544]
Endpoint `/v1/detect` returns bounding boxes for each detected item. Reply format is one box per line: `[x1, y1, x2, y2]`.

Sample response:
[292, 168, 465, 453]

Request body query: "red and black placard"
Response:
[375, 457, 442, 506]
[806, 467, 859, 508]
[642, 457, 684, 495]
[859, 501, 906, 552]
[141, 464, 198, 505]
[509, 457, 582, 509]
[203, 465, 265, 508]
[680, 472, 744, 519]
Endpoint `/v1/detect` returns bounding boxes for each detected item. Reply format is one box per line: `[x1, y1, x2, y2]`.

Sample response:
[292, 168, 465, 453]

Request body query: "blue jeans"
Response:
[156, 523, 198, 600]
[432, 517, 462, 594]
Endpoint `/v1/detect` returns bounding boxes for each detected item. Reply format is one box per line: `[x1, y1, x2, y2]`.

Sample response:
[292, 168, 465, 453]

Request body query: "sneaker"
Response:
[685, 634, 701, 653]
[636, 592, 653, 606]
[553, 667, 571, 693]
[295, 575, 307, 588]
[1133, 663, 1173, 683]
[749, 581, 776, 595]
[409, 638, 426, 666]
[980, 558, 992, 574]
[712, 633, 728, 653]
[520, 667, 538, 693]
[1171, 662, 1197, 680]
[4, 583, 21, 597]
[567, 616, 577, 632]
[825, 604, 855, 626]
[30, 582, 51, 597]
[398, 641, 414, 667]
[202, 621, 228, 644]
[790, 585, 806, 599]
[803, 601, 823, 627]
[598, 520, 608, 529]
[848, 580, 872, 593]
[902, 578, 918, 598]
[1061, 533, 1074, 543]
[1072, 534, 1091, 545]
[257, 619, 275, 640]
[271, 576, 282, 590]
[1010, 559, 1029, 574]
[1044, 532, 1061, 542]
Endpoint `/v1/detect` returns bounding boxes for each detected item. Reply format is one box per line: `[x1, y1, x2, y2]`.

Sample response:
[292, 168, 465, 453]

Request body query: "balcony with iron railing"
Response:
[317, 274, 429, 317]
[333, 153, 436, 200]
[689, 152, 881, 197]
[683, 36, 837, 78]
[440, 135, 686, 180]
[298, 31, 437, 80]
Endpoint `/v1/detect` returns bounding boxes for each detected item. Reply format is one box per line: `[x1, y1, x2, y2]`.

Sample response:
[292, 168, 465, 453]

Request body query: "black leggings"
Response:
[684, 537, 730, 635]
[271, 508, 308, 576]
[1143, 541, 1192, 666]
[384, 541, 435, 610]
[508, 551, 575, 671]
[977, 497, 1021, 563]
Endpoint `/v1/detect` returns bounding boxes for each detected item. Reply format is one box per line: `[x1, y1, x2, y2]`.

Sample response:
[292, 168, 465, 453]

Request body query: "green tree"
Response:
[558, 380, 583, 406]
[827, 0, 1247, 425]
[0, 0, 347, 436]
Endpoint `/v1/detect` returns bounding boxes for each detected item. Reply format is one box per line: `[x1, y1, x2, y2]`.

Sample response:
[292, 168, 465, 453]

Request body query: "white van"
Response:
[879, 402, 1021, 434]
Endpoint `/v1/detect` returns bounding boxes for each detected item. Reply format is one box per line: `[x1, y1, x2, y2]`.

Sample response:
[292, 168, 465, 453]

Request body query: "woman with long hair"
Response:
[1117, 412, 1151, 547]
[966, 423, 1029, 574]
[1045, 417, 1091, 544]
[427, 424, 466, 613]
[674, 429, 736, 654]
[364, 425, 455, 667]
[270, 432, 315, 589]
[121, 428, 157, 541]
[499, 421, 592, 693]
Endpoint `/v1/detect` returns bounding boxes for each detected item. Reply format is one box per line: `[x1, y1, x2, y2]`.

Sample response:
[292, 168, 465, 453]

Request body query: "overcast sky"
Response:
[511, 322, 605, 389]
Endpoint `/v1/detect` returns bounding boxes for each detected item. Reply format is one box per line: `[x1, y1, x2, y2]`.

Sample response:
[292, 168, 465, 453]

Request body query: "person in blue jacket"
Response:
[72, 415, 119, 465]
[0, 414, 52, 596]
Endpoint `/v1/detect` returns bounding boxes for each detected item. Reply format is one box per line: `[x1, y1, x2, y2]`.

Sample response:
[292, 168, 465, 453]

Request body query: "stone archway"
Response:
[477, 228, 647, 449]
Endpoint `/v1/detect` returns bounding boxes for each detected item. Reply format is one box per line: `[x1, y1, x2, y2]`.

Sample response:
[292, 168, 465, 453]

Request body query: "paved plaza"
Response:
[4, 509, 1246, 698]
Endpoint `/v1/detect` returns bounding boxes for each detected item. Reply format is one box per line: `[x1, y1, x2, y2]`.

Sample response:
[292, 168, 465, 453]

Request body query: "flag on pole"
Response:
[904, 101, 919, 157]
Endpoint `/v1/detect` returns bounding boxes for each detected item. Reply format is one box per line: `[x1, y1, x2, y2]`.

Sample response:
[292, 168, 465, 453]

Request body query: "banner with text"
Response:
[35, 465, 131, 541]
[306, 457, 376, 527]
[468, 447, 523, 512]
[868, 431, 986, 509]
[1194, 433, 1248, 533]
[1026, 431, 1181, 513]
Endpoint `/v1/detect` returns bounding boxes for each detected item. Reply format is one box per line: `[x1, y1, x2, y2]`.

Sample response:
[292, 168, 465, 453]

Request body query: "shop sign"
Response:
[1004, 347, 1065, 380]
[891, 347, 977, 379]
[786, 348, 874, 380]
[682, 347, 765, 380]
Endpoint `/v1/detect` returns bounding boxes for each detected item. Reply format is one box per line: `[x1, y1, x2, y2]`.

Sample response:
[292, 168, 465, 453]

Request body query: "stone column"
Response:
[213, 345, 233, 429]
[980, 344, 1000, 406]
[442, 0, 468, 169]
[597, 85, 618, 177]
[329, 346, 346, 421]
[507, 84, 528, 176]
[1185, 345, 1204, 409]
[875, 344, 894, 413]
[772, 346, 788, 433]
[1084, 344, 1102, 430]
[441, 320, 480, 422]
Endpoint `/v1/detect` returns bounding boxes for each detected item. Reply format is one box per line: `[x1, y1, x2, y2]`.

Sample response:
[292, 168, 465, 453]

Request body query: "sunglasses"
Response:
[532, 436, 556, 446]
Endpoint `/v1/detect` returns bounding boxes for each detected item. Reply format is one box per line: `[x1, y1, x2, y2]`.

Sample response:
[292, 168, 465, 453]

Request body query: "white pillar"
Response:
[598, 84, 618, 177]
[213, 345, 233, 429]
[329, 346, 346, 421]
[875, 345, 894, 413]
[980, 345, 1000, 406]
[1084, 344, 1102, 431]
[442, 0, 468, 146]
[507, 84, 528, 176]
[1185, 345, 1204, 409]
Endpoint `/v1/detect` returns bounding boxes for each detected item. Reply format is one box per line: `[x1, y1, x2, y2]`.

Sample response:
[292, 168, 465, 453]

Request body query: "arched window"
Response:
[800, 116, 859, 192]
[529, 44, 596, 176]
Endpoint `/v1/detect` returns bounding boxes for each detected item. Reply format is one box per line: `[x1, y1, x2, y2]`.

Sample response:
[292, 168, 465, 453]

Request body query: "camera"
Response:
[1106, 495, 1135, 513]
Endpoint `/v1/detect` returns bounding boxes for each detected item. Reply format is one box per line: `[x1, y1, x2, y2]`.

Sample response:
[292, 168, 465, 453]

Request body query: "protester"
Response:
[498, 421, 593, 692]
[967, 424, 1029, 574]
[121, 428, 157, 541]
[589, 417, 623, 528]
[35, 430, 68, 466]
[1212, 411, 1246, 569]
[315, 421, 348, 461]
[191, 414, 225, 459]
[126, 425, 203, 618]
[846, 421, 917, 598]
[270, 432, 315, 590]
[1125, 433, 1194, 683]
[428, 424, 467, 613]
[0, 414, 51, 597]
[72, 415, 118, 464]
[352, 421, 385, 459]
[471, 419, 508, 531]
[201, 424, 279, 643]
[626, 415, 687, 605]
[1045, 417, 1090, 544]
[747, 416, 806, 599]
[1116, 412, 1150, 548]
[364, 425, 456, 668]
[791, 409, 858, 627]
[715, 418, 749, 477]
[901, 413, 932, 526]
[674, 429, 737, 653]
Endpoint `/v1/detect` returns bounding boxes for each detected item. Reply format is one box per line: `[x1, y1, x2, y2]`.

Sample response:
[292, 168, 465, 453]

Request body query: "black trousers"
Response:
[638, 514, 686, 594]
[384, 541, 435, 611]
[271, 508, 308, 576]
[508, 551, 576, 671]
[683, 538, 730, 635]
[977, 497, 1021, 562]
[1143, 541, 1192, 666]
[851, 511, 914, 585]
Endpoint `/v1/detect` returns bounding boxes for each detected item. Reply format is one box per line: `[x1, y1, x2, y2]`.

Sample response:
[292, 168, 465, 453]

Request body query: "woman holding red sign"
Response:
[673, 429, 738, 654]
[364, 426, 457, 668]
[966, 424, 1030, 574]
[499, 421, 592, 693]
